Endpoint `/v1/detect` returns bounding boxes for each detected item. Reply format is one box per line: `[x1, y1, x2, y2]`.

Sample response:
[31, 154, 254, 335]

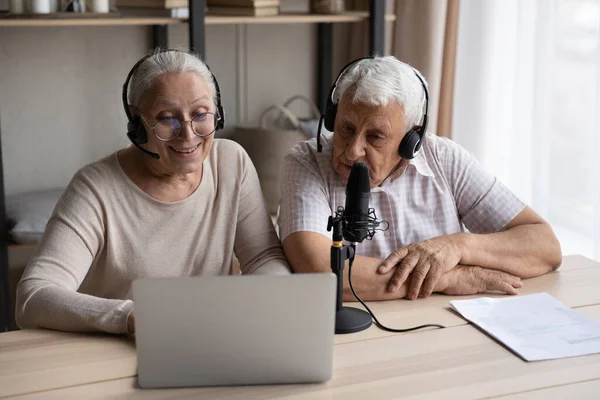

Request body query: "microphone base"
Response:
[335, 306, 372, 334]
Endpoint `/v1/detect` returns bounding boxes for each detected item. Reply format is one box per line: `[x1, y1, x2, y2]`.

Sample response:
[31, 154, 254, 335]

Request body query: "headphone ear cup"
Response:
[398, 130, 421, 160]
[216, 105, 226, 131]
[127, 117, 147, 145]
[324, 103, 337, 132]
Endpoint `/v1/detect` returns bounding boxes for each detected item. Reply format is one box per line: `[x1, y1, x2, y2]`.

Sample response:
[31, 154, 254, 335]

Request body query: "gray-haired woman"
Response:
[15, 49, 290, 334]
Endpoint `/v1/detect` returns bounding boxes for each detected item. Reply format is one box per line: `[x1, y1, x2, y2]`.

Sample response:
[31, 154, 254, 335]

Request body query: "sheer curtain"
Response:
[452, 0, 600, 261]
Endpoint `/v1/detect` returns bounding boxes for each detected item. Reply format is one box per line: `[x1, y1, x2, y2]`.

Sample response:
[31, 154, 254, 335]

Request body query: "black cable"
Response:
[347, 257, 446, 332]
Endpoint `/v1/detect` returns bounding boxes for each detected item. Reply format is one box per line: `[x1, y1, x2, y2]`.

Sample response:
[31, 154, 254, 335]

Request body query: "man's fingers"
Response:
[493, 271, 523, 290]
[406, 260, 431, 300]
[484, 270, 523, 295]
[514, 280, 524, 289]
[505, 275, 523, 289]
[387, 254, 418, 292]
[495, 281, 519, 295]
[420, 269, 441, 298]
[378, 247, 409, 274]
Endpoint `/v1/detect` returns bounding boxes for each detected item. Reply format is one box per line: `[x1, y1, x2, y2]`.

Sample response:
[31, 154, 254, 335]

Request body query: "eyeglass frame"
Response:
[140, 111, 222, 142]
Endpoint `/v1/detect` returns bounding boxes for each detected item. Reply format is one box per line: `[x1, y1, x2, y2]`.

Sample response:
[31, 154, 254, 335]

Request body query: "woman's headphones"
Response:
[317, 56, 429, 160]
[121, 49, 226, 159]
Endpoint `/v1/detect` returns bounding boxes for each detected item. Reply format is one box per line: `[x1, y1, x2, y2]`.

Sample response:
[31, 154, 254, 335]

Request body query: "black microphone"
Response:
[327, 163, 444, 335]
[327, 162, 378, 334]
[342, 163, 372, 243]
[327, 162, 400, 334]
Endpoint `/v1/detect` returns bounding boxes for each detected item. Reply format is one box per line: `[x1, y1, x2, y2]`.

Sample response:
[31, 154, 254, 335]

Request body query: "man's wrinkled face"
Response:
[331, 92, 408, 187]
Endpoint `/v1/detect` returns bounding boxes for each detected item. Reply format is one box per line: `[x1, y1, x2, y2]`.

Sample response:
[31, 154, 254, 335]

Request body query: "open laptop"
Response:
[133, 273, 336, 389]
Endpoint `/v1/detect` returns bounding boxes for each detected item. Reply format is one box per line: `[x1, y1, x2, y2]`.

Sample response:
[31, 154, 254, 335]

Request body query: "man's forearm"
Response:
[453, 223, 562, 279]
[343, 255, 445, 301]
[283, 232, 408, 301]
[284, 232, 448, 302]
[341, 255, 406, 301]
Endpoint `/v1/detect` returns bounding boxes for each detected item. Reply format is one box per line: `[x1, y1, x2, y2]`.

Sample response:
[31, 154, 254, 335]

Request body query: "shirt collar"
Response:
[408, 150, 434, 177]
[381, 150, 434, 186]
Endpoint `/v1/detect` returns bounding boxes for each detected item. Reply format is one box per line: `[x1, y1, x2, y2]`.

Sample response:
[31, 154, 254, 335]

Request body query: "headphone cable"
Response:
[347, 257, 445, 333]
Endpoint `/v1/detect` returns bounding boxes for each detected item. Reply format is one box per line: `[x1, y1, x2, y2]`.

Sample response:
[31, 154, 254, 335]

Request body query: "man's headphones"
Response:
[121, 49, 225, 159]
[317, 56, 429, 160]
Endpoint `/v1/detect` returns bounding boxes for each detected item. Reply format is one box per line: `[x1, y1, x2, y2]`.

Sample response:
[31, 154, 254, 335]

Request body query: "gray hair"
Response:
[127, 49, 218, 109]
[333, 56, 427, 131]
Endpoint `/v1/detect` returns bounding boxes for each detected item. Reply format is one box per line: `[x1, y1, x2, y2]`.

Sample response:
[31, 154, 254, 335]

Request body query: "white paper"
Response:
[450, 293, 600, 361]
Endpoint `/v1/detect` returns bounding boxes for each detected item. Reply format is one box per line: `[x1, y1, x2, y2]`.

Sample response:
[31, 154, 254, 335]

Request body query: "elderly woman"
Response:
[15, 50, 289, 335]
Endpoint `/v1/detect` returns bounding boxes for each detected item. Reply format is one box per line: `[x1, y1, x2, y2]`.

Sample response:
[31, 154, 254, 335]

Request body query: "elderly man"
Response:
[278, 56, 561, 302]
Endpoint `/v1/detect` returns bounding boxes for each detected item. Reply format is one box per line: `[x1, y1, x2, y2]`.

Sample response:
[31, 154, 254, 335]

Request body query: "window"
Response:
[453, 0, 600, 260]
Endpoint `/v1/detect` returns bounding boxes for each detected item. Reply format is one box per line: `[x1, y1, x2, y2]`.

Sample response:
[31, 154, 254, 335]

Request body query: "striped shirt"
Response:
[278, 132, 525, 259]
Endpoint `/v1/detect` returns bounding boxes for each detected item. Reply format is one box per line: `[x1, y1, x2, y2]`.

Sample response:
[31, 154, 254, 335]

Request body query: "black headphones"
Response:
[317, 56, 429, 160]
[122, 49, 225, 159]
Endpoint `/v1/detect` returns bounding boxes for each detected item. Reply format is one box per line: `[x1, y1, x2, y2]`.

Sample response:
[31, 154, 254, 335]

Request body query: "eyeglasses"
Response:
[141, 112, 221, 142]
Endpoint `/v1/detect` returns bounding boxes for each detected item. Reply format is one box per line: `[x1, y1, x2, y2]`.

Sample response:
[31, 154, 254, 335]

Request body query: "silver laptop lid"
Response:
[133, 273, 336, 388]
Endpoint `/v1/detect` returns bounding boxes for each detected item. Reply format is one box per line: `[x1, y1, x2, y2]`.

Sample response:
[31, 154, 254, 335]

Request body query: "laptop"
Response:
[133, 273, 336, 389]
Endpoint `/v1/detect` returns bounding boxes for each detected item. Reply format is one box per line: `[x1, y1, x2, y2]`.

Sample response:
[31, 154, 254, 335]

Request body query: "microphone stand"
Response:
[327, 216, 373, 334]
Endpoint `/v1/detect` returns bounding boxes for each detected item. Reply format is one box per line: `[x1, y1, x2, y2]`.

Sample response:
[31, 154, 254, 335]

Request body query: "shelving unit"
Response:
[0, 17, 186, 26]
[0, 0, 389, 331]
[0, 11, 393, 26]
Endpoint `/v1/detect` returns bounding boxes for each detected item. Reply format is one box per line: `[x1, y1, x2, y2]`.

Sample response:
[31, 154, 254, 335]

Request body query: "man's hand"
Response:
[437, 265, 523, 296]
[378, 236, 462, 299]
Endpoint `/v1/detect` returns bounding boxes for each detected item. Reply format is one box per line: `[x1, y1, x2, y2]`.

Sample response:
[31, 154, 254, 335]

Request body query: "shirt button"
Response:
[384, 231, 391, 238]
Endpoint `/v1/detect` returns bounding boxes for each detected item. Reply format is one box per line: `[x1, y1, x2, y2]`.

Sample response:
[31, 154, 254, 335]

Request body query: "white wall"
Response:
[0, 18, 314, 196]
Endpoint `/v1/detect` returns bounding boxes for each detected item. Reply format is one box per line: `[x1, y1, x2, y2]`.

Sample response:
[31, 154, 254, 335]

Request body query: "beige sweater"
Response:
[15, 139, 290, 334]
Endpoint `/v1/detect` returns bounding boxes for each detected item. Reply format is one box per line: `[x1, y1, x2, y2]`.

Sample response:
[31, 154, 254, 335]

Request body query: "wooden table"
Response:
[2, 255, 600, 399]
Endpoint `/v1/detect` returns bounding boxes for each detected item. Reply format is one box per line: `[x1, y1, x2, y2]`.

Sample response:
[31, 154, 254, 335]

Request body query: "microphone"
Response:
[340, 163, 385, 243]
[342, 163, 371, 243]
[127, 131, 160, 159]
[327, 162, 387, 334]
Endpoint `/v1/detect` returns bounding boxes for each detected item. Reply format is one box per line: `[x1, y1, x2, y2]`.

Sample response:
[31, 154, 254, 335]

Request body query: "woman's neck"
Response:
[118, 147, 203, 202]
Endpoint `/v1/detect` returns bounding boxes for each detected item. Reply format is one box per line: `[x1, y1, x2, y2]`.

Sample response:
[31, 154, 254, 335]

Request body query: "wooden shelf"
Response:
[0, 12, 395, 27]
[0, 16, 186, 27]
[205, 11, 396, 25]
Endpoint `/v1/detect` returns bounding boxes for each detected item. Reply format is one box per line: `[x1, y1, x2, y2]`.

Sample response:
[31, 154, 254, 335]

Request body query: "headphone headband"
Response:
[122, 53, 154, 124]
[326, 56, 373, 110]
[411, 70, 429, 139]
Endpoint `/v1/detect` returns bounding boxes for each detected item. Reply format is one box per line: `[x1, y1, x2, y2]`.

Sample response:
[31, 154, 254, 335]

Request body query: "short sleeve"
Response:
[278, 151, 332, 242]
[436, 138, 525, 233]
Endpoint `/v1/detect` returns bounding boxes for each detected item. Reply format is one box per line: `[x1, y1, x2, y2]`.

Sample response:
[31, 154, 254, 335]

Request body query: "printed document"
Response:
[450, 293, 600, 361]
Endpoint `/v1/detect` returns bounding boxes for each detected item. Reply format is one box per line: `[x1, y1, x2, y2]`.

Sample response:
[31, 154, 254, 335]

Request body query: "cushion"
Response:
[6, 188, 65, 244]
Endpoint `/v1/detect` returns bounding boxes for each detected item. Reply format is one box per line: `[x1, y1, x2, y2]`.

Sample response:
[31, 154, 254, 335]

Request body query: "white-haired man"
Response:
[278, 56, 562, 301]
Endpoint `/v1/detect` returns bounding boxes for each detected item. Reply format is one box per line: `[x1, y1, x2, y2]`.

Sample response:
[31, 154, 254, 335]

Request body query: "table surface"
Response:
[1, 254, 600, 399]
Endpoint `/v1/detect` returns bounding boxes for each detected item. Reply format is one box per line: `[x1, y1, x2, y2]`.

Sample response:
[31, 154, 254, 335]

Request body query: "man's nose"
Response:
[345, 135, 366, 161]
